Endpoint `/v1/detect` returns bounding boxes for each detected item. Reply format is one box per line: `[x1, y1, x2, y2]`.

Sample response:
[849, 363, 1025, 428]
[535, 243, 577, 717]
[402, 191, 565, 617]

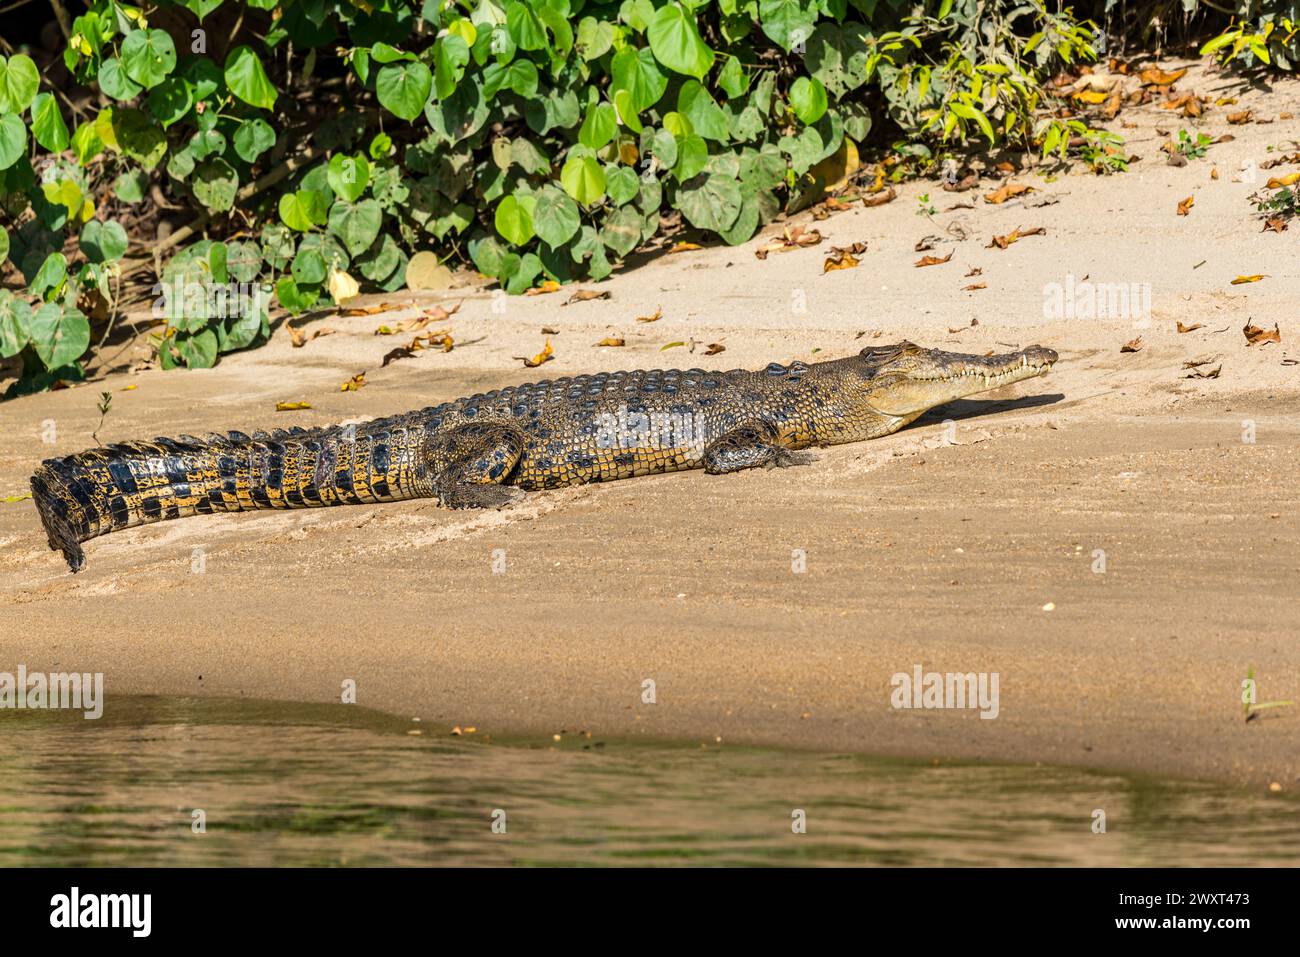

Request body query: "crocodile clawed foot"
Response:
[765, 449, 818, 470]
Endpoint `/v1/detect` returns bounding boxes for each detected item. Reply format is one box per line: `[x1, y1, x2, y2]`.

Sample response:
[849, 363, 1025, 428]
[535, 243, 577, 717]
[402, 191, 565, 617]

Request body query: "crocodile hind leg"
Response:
[702, 424, 817, 475]
[427, 423, 528, 509]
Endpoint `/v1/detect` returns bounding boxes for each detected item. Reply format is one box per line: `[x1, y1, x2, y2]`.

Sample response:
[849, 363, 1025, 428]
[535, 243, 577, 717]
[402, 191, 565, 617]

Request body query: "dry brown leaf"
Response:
[984, 183, 1032, 204]
[1140, 66, 1188, 86]
[1230, 274, 1266, 285]
[703, 343, 726, 356]
[755, 226, 824, 259]
[1176, 321, 1204, 333]
[914, 251, 953, 268]
[823, 250, 860, 272]
[424, 301, 462, 322]
[340, 373, 366, 392]
[564, 289, 611, 304]
[1226, 110, 1252, 125]
[965, 266, 983, 277]
[517, 340, 555, 367]
[288, 324, 307, 347]
[1120, 337, 1143, 353]
[382, 347, 417, 367]
[963, 282, 987, 291]
[636, 307, 663, 323]
[1211, 167, 1219, 180]
[525, 280, 561, 296]
[943, 172, 979, 192]
[594, 337, 625, 347]
[1185, 364, 1221, 379]
[541, 326, 559, 335]
[1177, 195, 1194, 216]
[987, 226, 1045, 250]
[1243, 322, 1281, 346]
[1263, 217, 1288, 233]
[275, 401, 312, 411]
[862, 187, 897, 208]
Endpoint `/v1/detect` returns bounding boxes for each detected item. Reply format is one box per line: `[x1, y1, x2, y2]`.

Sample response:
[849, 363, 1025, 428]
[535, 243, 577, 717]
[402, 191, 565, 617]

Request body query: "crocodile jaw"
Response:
[865, 345, 1058, 417]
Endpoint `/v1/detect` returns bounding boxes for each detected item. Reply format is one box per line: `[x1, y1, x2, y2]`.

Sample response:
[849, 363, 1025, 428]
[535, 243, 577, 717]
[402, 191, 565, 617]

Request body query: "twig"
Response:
[47, 0, 72, 40]
[117, 144, 326, 282]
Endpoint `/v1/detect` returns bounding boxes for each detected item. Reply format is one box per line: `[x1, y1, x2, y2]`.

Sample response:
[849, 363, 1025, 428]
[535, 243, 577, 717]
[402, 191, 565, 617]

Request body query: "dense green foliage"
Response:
[0, 0, 1293, 393]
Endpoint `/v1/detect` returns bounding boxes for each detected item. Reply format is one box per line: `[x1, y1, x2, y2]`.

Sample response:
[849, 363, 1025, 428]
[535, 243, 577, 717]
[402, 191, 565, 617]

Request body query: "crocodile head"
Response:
[858, 341, 1058, 417]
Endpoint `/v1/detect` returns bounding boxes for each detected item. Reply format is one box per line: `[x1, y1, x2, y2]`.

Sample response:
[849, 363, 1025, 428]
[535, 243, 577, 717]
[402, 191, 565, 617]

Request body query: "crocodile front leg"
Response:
[702, 423, 817, 475]
[427, 423, 528, 509]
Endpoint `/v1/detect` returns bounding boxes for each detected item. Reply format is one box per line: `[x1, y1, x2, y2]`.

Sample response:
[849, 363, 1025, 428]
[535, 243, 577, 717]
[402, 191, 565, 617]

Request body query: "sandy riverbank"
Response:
[1, 59, 1296, 790]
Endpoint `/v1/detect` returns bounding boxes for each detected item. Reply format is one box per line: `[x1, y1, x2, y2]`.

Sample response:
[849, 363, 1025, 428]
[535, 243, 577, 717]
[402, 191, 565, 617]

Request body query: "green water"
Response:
[0, 696, 1295, 866]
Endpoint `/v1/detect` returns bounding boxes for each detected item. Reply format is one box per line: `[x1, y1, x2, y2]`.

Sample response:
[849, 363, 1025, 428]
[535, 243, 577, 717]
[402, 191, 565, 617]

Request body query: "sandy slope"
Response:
[1, 60, 1296, 789]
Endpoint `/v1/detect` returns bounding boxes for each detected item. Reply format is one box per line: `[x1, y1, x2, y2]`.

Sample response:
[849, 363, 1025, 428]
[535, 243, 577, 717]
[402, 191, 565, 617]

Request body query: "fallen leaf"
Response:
[823, 249, 860, 272]
[755, 225, 824, 259]
[341, 373, 366, 392]
[914, 236, 940, 252]
[2, 493, 33, 503]
[914, 251, 953, 267]
[1072, 89, 1109, 105]
[636, 307, 663, 323]
[1266, 172, 1300, 188]
[1176, 321, 1203, 333]
[660, 341, 686, 351]
[121, 384, 138, 391]
[984, 183, 1032, 204]
[564, 289, 610, 304]
[275, 401, 312, 411]
[669, 241, 701, 253]
[517, 340, 554, 367]
[594, 337, 625, 347]
[1263, 217, 1288, 233]
[1177, 195, 1194, 216]
[1215, 96, 1238, 106]
[288, 324, 307, 347]
[962, 282, 987, 291]
[525, 280, 561, 296]
[1140, 66, 1187, 86]
[1121, 337, 1143, 353]
[995, 161, 1016, 175]
[1243, 321, 1281, 346]
[862, 187, 897, 208]
[987, 226, 1045, 249]
[382, 347, 417, 366]
[1230, 275, 1266, 285]
[328, 268, 360, 303]
[1211, 167, 1219, 180]
[1226, 110, 1252, 125]
[704, 343, 726, 355]
[943, 172, 979, 192]
[965, 267, 983, 277]
[541, 326, 559, 335]
[423, 301, 462, 322]
[1185, 364, 1221, 379]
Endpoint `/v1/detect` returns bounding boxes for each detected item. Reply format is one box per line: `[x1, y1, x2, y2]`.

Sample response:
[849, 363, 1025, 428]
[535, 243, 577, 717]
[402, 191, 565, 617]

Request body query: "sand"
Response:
[1, 59, 1296, 789]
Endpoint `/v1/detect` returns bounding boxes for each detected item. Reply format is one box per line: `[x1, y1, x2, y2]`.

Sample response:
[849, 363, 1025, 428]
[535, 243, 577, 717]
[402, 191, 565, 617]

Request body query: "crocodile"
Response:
[30, 341, 1057, 572]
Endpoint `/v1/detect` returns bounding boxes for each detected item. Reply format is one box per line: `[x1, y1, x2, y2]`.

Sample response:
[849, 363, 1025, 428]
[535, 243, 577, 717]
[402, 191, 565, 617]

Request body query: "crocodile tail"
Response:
[29, 423, 420, 572]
